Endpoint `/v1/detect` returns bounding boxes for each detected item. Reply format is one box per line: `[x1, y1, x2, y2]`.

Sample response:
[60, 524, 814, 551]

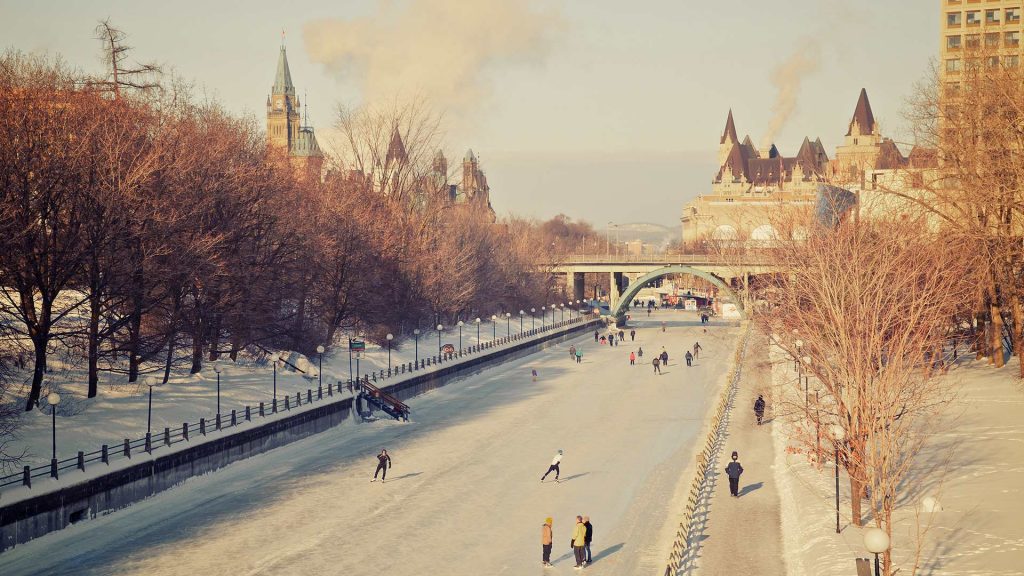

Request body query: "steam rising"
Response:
[304, 0, 562, 117]
[761, 40, 821, 149]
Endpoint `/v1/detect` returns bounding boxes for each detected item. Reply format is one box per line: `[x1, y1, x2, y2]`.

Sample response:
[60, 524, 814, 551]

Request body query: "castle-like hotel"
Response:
[265, 44, 493, 219]
[680, 89, 935, 243]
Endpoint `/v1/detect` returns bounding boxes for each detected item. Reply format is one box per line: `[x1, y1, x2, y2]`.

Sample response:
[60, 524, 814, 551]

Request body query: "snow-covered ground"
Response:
[0, 311, 739, 575]
[769, 350, 1024, 575]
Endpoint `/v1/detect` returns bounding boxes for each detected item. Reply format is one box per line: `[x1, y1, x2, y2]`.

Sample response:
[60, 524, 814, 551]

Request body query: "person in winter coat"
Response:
[629, 351, 636, 365]
[572, 516, 587, 568]
[693, 341, 702, 359]
[637, 347, 643, 358]
[541, 450, 563, 482]
[583, 516, 594, 564]
[541, 517, 554, 566]
[575, 348, 583, 363]
[617, 330, 624, 341]
[725, 451, 744, 497]
[754, 395, 766, 425]
[594, 330, 599, 342]
[371, 449, 391, 482]
[600, 335, 606, 345]
[630, 329, 636, 341]
[608, 334, 615, 346]
[685, 350, 693, 366]
[652, 356, 661, 374]
[660, 349, 669, 364]
[569, 345, 577, 361]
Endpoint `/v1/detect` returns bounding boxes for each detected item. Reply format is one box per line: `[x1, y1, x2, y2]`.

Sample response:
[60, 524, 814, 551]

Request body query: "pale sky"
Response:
[0, 0, 937, 228]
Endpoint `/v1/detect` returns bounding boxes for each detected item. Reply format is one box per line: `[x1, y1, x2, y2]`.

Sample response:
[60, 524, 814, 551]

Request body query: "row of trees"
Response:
[748, 59, 1022, 576]
[0, 47, 558, 421]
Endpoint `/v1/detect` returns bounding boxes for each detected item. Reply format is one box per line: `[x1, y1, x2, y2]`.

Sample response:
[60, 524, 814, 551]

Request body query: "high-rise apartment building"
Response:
[941, 0, 1023, 88]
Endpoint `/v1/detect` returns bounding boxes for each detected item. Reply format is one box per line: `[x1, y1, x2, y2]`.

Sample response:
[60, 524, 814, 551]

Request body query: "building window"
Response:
[945, 82, 961, 97]
[947, 12, 963, 26]
[966, 10, 981, 25]
[1007, 31, 1020, 47]
[946, 58, 962, 72]
[1008, 8, 1021, 23]
[947, 35, 963, 49]
[986, 32, 1000, 48]
[986, 9, 1000, 23]
[1007, 55, 1020, 68]
[987, 56, 1000, 68]
[966, 34, 981, 48]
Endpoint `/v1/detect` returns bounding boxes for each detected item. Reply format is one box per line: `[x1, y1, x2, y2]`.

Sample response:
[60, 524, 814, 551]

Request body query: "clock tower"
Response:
[266, 45, 300, 151]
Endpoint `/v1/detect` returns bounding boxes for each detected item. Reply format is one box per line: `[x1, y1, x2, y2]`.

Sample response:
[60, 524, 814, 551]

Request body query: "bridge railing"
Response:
[545, 254, 772, 266]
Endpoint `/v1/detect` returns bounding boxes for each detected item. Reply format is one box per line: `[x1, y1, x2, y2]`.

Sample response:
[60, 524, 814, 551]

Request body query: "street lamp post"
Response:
[530, 308, 536, 330]
[316, 345, 325, 391]
[801, 355, 811, 408]
[505, 312, 511, 336]
[491, 315, 497, 340]
[272, 357, 278, 407]
[561, 303, 565, 322]
[831, 424, 846, 534]
[213, 362, 222, 418]
[864, 527, 890, 576]
[436, 324, 444, 356]
[551, 304, 557, 324]
[457, 320, 464, 351]
[47, 392, 60, 464]
[540, 306, 545, 328]
[519, 310, 524, 333]
[474, 318, 481, 346]
[413, 329, 421, 365]
[145, 377, 160, 452]
[576, 299, 581, 318]
[348, 337, 353, 386]
[385, 334, 393, 371]
[356, 335, 364, 382]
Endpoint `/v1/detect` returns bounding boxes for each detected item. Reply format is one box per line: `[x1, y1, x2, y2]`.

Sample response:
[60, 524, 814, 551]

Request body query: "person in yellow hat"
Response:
[541, 517, 553, 566]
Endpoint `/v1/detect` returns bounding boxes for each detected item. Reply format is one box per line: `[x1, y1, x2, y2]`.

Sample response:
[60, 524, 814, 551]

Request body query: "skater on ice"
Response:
[652, 356, 661, 375]
[572, 516, 587, 568]
[541, 450, 563, 482]
[576, 348, 583, 363]
[693, 341, 702, 360]
[754, 395, 766, 425]
[725, 451, 744, 497]
[569, 345, 577, 361]
[685, 350, 693, 367]
[629, 351, 635, 365]
[371, 448, 391, 482]
[541, 517, 554, 566]
[630, 329, 635, 341]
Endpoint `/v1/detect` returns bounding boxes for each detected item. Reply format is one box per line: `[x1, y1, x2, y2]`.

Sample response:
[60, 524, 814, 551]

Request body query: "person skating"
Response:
[629, 351, 636, 365]
[541, 517, 554, 566]
[693, 341, 702, 360]
[660, 349, 669, 365]
[541, 450, 563, 482]
[594, 329, 599, 343]
[754, 395, 766, 425]
[617, 330, 624, 342]
[630, 329, 636, 341]
[583, 516, 594, 565]
[569, 345, 577, 361]
[532, 368, 538, 382]
[725, 451, 744, 497]
[685, 350, 693, 367]
[576, 348, 583, 363]
[608, 333, 615, 347]
[371, 448, 391, 482]
[637, 347, 643, 358]
[652, 356, 661, 375]
[572, 516, 587, 568]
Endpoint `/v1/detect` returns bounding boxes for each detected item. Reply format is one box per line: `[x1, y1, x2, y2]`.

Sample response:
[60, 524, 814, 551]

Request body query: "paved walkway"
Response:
[696, 338, 786, 575]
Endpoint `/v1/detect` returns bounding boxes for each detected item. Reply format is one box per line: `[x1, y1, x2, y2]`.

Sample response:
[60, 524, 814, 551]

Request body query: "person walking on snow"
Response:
[541, 517, 554, 566]
[629, 351, 636, 365]
[532, 368, 538, 382]
[693, 341, 702, 360]
[572, 516, 587, 568]
[618, 330, 624, 341]
[371, 448, 391, 482]
[725, 451, 744, 497]
[652, 356, 661, 375]
[660, 349, 669, 365]
[541, 450, 563, 482]
[637, 347, 643, 358]
[685, 350, 693, 367]
[594, 329, 599, 343]
[754, 395, 766, 425]
[569, 345, 576, 361]
[576, 348, 583, 363]
[630, 329, 636, 341]
[583, 516, 594, 565]
[608, 333, 615, 347]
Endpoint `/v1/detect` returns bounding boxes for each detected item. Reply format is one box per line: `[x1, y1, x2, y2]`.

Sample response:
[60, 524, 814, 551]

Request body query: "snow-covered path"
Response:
[0, 312, 739, 576]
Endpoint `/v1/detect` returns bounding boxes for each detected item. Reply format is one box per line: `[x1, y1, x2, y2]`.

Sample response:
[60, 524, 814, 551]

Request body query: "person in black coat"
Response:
[583, 516, 594, 564]
[371, 449, 391, 482]
[754, 395, 766, 425]
[684, 350, 693, 366]
[725, 451, 744, 497]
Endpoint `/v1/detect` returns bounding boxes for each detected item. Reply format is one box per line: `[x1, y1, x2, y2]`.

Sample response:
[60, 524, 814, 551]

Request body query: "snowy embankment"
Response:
[770, 350, 1024, 576]
[1, 315, 590, 503]
[0, 311, 740, 576]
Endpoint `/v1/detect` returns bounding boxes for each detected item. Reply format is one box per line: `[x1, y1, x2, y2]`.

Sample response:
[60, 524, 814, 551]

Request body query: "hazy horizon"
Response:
[0, 0, 936, 228]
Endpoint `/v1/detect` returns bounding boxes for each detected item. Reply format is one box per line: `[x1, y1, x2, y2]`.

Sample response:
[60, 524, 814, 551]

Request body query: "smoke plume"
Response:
[761, 39, 821, 149]
[304, 0, 562, 119]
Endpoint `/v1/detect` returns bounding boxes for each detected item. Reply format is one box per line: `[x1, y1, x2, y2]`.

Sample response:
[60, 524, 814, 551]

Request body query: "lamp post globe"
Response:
[47, 392, 61, 406]
[864, 527, 890, 576]
[436, 324, 444, 356]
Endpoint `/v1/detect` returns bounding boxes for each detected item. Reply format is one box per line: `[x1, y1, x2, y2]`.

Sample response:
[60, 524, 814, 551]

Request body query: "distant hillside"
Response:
[612, 222, 677, 249]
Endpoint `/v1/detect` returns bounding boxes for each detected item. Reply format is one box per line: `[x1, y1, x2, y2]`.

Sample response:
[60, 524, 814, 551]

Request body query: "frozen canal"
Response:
[0, 311, 739, 575]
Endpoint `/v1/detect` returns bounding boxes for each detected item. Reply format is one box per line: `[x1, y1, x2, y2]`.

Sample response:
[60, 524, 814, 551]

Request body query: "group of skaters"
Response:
[541, 514, 595, 569]
[650, 342, 701, 374]
[593, 328, 635, 347]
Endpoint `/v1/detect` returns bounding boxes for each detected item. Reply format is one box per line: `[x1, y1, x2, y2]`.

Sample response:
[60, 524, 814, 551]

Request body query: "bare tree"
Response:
[94, 19, 161, 99]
